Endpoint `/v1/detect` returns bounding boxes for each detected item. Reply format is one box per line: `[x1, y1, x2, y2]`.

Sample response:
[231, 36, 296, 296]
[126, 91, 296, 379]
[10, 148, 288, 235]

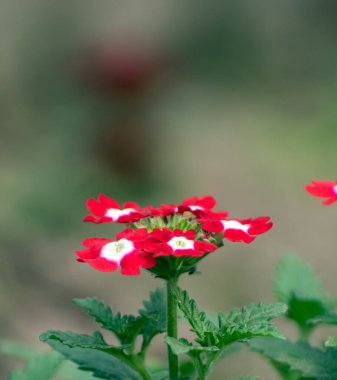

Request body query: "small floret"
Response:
[149, 228, 217, 257]
[84, 194, 144, 223]
[305, 180, 337, 205]
[201, 216, 273, 244]
[76, 228, 156, 275]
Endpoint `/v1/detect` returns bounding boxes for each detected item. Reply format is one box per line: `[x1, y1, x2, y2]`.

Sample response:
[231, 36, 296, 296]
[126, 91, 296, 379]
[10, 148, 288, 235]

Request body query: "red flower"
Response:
[305, 180, 337, 205]
[76, 228, 156, 275]
[178, 195, 216, 215]
[149, 228, 217, 257]
[155, 195, 217, 217]
[84, 194, 144, 223]
[201, 216, 273, 244]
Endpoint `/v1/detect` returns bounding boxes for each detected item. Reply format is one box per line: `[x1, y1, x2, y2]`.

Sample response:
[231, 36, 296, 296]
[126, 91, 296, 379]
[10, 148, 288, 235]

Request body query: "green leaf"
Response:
[173, 287, 218, 346]
[73, 298, 144, 344]
[9, 351, 64, 380]
[324, 336, 337, 348]
[40, 330, 125, 354]
[274, 255, 331, 331]
[0, 340, 40, 361]
[217, 302, 287, 345]
[59, 361, 96, 380]
[309, 314, 337, 326]
[165, 337, 218, 356]
[0, 340, 95, 380]
[249, 337, 337, 379]
[44, 340, 141, 380]
[139, 287, 167, 344]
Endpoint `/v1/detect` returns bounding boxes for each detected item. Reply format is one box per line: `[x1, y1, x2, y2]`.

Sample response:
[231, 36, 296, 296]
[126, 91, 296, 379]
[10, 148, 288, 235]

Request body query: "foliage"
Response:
[249, 337, 337, 380]
[274, 254, 335, 336]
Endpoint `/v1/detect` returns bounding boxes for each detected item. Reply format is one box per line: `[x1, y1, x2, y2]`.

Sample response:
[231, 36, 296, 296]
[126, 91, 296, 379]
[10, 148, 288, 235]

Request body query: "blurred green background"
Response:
[1, 1, 337, 378]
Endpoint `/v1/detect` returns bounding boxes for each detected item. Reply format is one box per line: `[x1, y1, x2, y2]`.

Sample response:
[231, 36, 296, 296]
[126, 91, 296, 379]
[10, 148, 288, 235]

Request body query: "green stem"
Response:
[130, 354, 152, 380]
[167, 276, 179, 379]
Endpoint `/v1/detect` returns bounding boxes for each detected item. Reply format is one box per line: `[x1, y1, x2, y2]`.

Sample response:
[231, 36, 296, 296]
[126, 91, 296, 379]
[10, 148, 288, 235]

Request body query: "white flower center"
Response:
[105, 208, 136, 221]
[333, 185, 337, 195]
[168, 237, 194, 251]
[100, 238, 134, 264]
[189, 205, 203, 211]
[222, 220, 249, 233]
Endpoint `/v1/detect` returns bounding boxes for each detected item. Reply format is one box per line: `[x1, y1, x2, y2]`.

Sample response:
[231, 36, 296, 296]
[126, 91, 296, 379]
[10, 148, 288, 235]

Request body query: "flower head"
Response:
[77, 193, 273, 276]
[305, 180, 337, 205]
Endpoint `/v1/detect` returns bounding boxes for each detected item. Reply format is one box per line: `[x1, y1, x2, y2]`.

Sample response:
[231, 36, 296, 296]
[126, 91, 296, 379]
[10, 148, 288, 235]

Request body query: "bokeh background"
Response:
[1, 1, 337, 378]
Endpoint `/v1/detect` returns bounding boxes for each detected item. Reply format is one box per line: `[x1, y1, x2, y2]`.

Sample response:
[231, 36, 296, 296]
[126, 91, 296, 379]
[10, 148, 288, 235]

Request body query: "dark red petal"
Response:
[152, 228, 172, 242]
[173, 248, 203, 257]
[158, 204, 178, 216]
[123, 201, 140, 209]
[116, 228, 134, 240]
[116, 212, 143, 223]
[120, 253, 142, 275]
[224, 229, 255, 244]
[194, 241, 217, 253]
[305, 180, 336, 197]
[76, 248, 99, 260]
[82, 237, 112, 248]
[323, 196, 337, 205]
[152, 243, 173, 257]
[183, 229, 197, 240]
[201, 220, 224, 233]
[248, 217, 273, 235]
[98, 194, 120, 209]
[86, 257, 119, 272]
[196, 195, 216, 209]
[136, 251, 157, 268]
[86, 198, 107, 217]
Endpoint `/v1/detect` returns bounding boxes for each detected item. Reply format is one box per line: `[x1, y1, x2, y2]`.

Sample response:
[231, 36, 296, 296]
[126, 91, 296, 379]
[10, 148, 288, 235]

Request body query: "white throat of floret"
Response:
[105, 208, 136, 221]
[189, 205, 203, 211]
[100, 238, 134, 264]
[221, 220, 249, 233]
[168, 237, 194, 251]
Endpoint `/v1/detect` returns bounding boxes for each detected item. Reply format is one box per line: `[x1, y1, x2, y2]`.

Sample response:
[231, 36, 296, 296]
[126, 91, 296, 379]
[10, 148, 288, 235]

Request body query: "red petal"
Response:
[201, 220, 224, 233]
[87, 257, 119, 272]
[98, 194, 120, 209]
[305, 180, 336, 197]
[224, 229, 255, 244]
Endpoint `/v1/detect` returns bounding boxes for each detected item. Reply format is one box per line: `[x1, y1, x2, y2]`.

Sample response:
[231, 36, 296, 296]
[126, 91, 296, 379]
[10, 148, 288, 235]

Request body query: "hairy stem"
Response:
[167, 276, 179, 379]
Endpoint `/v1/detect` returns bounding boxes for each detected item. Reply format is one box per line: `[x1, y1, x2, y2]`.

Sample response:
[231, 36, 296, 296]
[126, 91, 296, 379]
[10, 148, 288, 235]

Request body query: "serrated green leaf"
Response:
[173, 287, 218, 346]
[9, 351, 63, 380]
[324, 336, 337, 348]
[139, 288, 167, 345]
[249, 337, 337, 379]
[40, 330, 125, 354]
[165, 337, 218, 356]
[274, 255, 331, 331]
[73, 298, 144, 344]
[217, 302, 287, 345]
[45, 340, 141, 380]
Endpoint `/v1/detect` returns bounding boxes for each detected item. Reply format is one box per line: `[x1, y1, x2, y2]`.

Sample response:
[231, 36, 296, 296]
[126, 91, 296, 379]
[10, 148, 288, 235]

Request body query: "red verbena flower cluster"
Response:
[305, 180, 337, 206]
[76, 195, 273, 276]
